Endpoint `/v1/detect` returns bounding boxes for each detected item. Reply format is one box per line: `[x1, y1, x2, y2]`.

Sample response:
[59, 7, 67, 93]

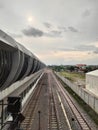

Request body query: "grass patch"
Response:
[59, 71, 85, 82]
[57, 75, 98, 125]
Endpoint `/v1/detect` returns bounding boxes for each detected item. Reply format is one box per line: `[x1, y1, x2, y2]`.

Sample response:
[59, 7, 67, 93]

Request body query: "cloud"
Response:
[22, 27, 44, 37]
[76, 44, 98, 54]
[38, 50, 96, 65]
[82, 9, 91, 17]
[76, 45, 97, 51]
[51, 30, 62, 35]
[55, 47, 75, 52]
[68, 26, 79, 32]
[22, 26, 62, 38]
[0, 2, 4, 9]
[54, 44, 98, 55]
[45, 30, 62, 37]
[43, 22, 52, 28]
[58, 26, 67, 32]
[93, 49, 98, 54]
[0, 5, 3, 9]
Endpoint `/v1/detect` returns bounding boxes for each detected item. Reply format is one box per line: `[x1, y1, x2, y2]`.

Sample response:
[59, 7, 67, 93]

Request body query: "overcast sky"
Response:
[0, 0, 98, 65]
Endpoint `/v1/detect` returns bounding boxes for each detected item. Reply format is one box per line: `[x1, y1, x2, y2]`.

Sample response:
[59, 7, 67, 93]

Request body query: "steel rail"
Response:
[53, 73, 92, 130]
[48, 73, 61, 130]
[20, 74, 46, 130]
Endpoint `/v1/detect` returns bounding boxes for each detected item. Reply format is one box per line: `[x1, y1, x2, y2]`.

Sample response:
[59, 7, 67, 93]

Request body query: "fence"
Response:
[55, 72, 98, 114]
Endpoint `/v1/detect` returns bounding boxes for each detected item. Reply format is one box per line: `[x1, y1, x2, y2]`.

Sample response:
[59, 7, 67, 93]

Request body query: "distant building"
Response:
[76, 64, 86, 68]
[75, 64, 86, 72]
[86, 70, 98, 96]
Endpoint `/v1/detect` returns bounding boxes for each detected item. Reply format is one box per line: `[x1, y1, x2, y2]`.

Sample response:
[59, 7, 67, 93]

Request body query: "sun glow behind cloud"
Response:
[28, 16, 33, 22]
[27, 15, 37, 25]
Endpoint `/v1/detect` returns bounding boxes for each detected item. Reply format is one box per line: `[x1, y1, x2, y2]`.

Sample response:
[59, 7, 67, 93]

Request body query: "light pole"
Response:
[38, 110, 41, 130]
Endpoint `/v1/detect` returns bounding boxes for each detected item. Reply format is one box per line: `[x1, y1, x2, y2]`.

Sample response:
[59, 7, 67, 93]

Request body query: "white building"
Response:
[86, 70, 98, 96]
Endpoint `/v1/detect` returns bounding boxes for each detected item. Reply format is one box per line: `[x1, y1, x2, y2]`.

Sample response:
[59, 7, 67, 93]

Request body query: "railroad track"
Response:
[53, 73, 92, 130]
[20, 73, 46, 130]
[20, 71, 62, 130]
[48, 73, 62, 130]
[2, 70, 95, 130]
[63, 92, 91, 130]
[48, 91, 60, 130]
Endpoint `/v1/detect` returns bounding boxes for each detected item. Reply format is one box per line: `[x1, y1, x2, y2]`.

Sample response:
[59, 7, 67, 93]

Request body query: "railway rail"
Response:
[52, 72, 93, 130]
[20, 73, 46, 130]
[48, 74, 61, 130]
[21, 71, 63, 130]
[48, 91, 60, 130]
[3, 69, 97, 130]
[20, 70, 97, 130]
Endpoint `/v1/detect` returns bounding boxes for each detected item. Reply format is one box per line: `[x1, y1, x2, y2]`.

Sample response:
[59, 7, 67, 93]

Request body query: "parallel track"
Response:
[7, 70, 94, 130]
[54, 73, 92, 130]
[20, 74, 46, 130]
[48, 73, 61, 130]
[48, 90, 60, 130]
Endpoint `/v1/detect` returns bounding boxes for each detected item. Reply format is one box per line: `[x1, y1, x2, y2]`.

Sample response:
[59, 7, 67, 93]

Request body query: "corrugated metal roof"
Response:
[86, 70, 98, 76]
